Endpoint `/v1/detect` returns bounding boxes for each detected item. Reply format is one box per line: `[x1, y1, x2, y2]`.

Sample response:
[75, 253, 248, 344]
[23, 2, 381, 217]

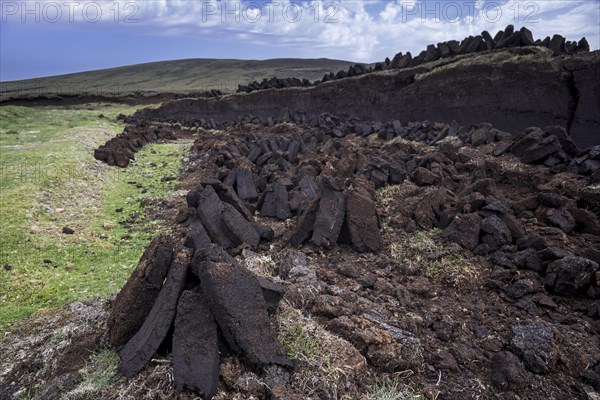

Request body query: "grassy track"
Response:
[0, 104, 189, 329]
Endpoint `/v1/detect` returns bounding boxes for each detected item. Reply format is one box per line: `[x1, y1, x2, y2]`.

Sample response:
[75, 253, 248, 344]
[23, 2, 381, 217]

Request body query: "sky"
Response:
[1, 0, 599, 81]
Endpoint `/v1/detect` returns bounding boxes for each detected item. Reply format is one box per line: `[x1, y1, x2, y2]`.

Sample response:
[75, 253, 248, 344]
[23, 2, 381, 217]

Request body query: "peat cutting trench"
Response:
[128, 45, 600, 150]
[43, 30, 600, 399]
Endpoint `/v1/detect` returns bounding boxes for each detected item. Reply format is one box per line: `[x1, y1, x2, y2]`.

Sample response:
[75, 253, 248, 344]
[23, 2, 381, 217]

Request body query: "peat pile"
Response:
[237, 76, 312, 94]
[106, 237, 292, 398]
[173, 115, 600, 268]
[237, 25, 590, 94]
[0, 89, 224, 107]
[93, 123, 183, 167]
[103, 112, 600, 398]
[105, 121, 390, 397]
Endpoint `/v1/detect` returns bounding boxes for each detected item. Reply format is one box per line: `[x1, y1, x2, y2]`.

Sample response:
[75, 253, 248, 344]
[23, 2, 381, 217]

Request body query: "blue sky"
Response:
[1, 0, 599, 81]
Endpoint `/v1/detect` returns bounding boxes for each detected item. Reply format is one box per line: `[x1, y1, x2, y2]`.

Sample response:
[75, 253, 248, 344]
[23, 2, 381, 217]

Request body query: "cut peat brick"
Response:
[197, 186, 237, 249]
[345, 178, 382, 252]
[106, 235, 174, 348]
[259, 182, 292, 220]
[256, 276, 287, 315]
[290, 195, 320, 246]
[172, 288, 219, 398]
[203, 179, 255, 222]
[184, 223, 212, 254]
[221, 203, 261, 249]
[198, 261, 292, 368]
[235, 168, 259, 203]
[311, 176, 346, 247]
[119, 249, 190, 378]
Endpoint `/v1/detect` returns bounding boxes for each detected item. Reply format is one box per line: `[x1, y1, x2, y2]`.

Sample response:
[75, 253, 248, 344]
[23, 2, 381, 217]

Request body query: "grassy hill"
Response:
[0, 58, 356, 101]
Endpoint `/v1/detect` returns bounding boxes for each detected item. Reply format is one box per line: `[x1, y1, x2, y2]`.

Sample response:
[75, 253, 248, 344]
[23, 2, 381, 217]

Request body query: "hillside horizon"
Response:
[0, 57, 360, 83]
[0, 57, 358, 100]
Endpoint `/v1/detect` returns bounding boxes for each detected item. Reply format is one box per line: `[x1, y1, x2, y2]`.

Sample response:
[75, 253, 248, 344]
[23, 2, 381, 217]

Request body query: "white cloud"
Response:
[10, 0, 599, 61]
[150, 0, 598, 60]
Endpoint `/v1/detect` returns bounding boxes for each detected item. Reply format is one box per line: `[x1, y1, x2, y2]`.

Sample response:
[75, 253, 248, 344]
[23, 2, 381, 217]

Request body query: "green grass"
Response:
[243, 251, 279, 277]
[0, 104, 189, 329]
[13, 383, 43, 400]
[377, 184, 405, 208]
[280, 322, 321, 360]
[368, 376, 424, 400]
[390, 230, 478, 282]
[65, 348, 120, 400]
[414, 46, 554, 81]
